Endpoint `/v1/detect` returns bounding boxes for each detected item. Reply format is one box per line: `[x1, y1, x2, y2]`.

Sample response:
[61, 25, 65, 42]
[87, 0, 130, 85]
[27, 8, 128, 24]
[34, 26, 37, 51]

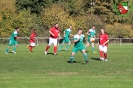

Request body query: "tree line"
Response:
[0, 0, 133, 38]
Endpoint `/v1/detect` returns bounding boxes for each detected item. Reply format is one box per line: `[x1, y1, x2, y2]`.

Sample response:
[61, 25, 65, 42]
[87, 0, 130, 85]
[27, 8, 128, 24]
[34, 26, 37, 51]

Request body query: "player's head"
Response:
[33, 29, 36, 33]
[55, 23, 59, 28]
[92, 26, 95, 30]
[15, 27, 20, 32]
[78, 28, 82, 35]
[69, 25, 72, 29]
[101, 29, 105, 34]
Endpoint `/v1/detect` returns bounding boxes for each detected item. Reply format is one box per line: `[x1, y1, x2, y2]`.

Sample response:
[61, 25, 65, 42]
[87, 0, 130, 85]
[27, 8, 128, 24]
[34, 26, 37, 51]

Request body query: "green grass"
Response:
[0, 43, 133, 88]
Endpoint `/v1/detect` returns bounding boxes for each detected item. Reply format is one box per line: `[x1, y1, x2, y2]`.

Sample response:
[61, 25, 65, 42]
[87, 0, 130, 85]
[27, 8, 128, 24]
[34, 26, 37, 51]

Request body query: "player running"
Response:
[58, 25, 73, 51]
[69, 28, 88, 63]
[44, 23, 61, 55]
[98, 29, 109, 61]
[5, 27, 20, 54]
[85, 26, 96, 53]
[28, 29, 37, 52]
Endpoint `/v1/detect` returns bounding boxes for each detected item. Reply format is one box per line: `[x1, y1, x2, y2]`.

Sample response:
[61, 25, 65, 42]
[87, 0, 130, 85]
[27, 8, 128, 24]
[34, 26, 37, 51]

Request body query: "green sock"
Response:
[66, 44, 70, 50]
[92, 47, 94, 52]
[59, 44, 64, 50]
[70, 56, 74, 62]
[5, 47, 9, 52]
[13, 46, 17, 52]
[83, 53, 88, 61]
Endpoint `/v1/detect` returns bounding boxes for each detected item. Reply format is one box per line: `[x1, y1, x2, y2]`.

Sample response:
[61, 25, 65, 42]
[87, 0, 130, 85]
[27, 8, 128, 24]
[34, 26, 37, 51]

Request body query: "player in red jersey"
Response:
[44, 23, 61, 55]
[28, 29, 37, 52]
[98, 29, 109, 61]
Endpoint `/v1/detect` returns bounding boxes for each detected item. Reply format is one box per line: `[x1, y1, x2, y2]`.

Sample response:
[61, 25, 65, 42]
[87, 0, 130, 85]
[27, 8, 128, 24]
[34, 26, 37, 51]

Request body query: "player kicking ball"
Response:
[85, 26, 96, 53]
[98, 29, 109, 61]
[70, 28, 88, 63]
[44, 23, 61, 55]
[58, 25, 73, 51]
[28, 29, 37, 52]
[5, 27, 20, 54]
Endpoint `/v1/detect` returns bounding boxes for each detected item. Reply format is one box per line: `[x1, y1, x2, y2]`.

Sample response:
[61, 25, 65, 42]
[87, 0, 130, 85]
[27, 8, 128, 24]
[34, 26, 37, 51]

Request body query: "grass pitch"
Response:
[0, 43, 133, 88]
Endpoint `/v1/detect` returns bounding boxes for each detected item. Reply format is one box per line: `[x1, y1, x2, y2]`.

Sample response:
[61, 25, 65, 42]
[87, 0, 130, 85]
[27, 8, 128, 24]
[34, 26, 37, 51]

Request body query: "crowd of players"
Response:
[5, 23, 109, 63]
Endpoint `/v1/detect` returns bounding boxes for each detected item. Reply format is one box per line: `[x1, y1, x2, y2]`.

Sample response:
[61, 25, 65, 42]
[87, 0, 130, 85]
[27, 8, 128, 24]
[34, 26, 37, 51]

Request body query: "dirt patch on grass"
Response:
[48, 72, 79, 76]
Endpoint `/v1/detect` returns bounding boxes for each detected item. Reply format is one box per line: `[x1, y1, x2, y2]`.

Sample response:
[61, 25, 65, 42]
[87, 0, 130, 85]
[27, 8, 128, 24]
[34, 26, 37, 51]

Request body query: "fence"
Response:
[0, 37, 133, 46]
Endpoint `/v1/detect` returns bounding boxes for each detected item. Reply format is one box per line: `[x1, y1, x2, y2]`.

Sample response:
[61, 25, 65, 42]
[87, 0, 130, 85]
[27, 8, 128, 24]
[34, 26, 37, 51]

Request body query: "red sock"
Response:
[54, 46, 57, 53]
[46, 46, 50, 51]
[100, 51, 103, 58]
[29, 46, 33, 51]
[104, 53, 107, 59]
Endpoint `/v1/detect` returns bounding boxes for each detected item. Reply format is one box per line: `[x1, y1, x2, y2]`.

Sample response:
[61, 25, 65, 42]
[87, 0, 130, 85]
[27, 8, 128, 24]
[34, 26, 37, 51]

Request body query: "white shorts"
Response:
[99, 45, 107, 53]
[30, 43, 35, 46]
[48, 37, 57, 46]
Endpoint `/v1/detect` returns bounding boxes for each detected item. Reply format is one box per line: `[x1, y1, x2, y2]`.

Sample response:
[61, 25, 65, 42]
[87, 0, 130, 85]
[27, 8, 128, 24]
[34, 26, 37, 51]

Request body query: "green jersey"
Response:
[74, 34, 85, 48]
[10, 30, 18, 40]
[88, 29, 96, 38]
[64, 28, 71, 38]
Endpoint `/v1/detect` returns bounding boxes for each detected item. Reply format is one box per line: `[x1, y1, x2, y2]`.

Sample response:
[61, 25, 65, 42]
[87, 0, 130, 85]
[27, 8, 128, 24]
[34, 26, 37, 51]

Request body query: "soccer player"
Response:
[70, 28, 88, 63]
[28, 29, 37, 52]
[5, 27, 20, 54]
[58, 25, 73, 51]
[98, 29, 109, 61]
[44, 23, 61, 55]
[85, 26, 96, 53]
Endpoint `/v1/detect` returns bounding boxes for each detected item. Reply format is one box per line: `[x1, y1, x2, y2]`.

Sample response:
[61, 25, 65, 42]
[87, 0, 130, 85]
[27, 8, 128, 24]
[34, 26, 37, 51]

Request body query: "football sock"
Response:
[83, 53, 88, 60]
[54, 46, 57, 53]
[66, 44, 70, 50]
[13, 46, 17, 52]
[5, 47, 9, 52]
[100, 51, 103, 58]
[46, 46, 50, 51]
[104, 53, 107, 59]
[92, 47, 94, 52]
[59, 44, 63, 50]
[70, 56, 74, 62]
[29, 46, 33, 51]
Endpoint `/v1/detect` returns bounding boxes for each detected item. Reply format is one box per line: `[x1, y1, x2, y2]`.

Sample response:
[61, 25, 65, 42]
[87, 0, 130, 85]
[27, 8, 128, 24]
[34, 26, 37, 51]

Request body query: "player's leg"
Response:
[58, 39, 65, 51]
[103, 46, 108, 61]
[44, 38, 52, 54]
[29, 42, 35, 52]
[99, 45, 104, 61]
[85, 37, 91, 48]
[81, 47, 89, 63]
[70, 52, 75, 63]
[53, 38, 58, 55]
[70, 47, 78, 63]
[5, 40, 13, 54]
[12, 41, 18, 54]
[91, 42, 96, 53]
[65, 38, 71, 51]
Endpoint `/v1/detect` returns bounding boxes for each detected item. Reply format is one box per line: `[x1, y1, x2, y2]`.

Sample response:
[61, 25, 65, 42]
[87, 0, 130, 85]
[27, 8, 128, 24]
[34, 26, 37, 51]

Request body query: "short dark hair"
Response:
[78, 28, 82, 30]
[15, 27, 19, 29]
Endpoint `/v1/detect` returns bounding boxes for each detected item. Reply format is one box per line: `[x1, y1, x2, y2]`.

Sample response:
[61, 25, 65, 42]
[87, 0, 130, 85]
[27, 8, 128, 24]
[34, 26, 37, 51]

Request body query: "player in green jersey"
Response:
[58, 26, 73, 51]
[5, 27, 20, 54]
[85, 26, 96, 53]
[69, 28, 88, 63]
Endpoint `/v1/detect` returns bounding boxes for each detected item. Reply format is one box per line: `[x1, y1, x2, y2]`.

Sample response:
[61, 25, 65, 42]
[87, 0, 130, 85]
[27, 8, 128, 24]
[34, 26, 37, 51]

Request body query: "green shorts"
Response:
[63, 37, 70, 43]
[9, 39, 18, 46]
[72, 45, 85, 53]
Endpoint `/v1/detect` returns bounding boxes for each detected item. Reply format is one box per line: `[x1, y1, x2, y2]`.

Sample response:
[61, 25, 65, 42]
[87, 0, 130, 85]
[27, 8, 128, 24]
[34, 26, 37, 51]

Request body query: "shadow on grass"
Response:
[47, 53, 54, 55]
[66, 61, 88, 65]
[91, 58, 101, 61]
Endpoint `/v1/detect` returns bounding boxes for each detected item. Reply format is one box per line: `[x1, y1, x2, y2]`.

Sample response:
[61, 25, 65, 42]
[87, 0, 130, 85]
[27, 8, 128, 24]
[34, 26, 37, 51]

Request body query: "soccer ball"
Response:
[90, 38, 95, 42]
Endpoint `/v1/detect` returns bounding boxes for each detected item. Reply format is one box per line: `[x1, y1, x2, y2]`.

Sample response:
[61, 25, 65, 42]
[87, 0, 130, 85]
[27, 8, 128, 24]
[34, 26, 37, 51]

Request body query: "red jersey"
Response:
[99, 33, 109, 46]
[50, 26, 60, 39]
[30, 32, 36, 43]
